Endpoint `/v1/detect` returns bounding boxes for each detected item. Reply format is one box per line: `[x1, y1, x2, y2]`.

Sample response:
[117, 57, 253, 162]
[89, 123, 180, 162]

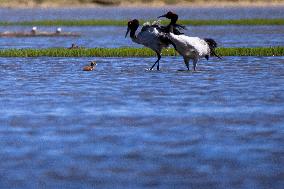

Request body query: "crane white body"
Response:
[131, 26, 168, 55]
[168, 33, 211, 71]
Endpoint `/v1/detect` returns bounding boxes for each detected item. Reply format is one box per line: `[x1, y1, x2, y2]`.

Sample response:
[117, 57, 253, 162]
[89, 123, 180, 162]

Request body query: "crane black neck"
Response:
[168, 24, 174, 33]
[128, 20, 139, 39]
[170, 15, 178, 25]
[130, 29, 137, 38]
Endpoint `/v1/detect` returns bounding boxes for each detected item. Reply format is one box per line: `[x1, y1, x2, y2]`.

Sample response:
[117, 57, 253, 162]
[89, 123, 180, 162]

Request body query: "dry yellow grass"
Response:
[1, 0, 284, 8]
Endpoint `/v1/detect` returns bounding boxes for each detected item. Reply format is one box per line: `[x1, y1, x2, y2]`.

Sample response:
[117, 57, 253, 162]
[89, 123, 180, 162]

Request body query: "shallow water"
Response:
[1, 7, 284, 22]
[1, 6, 283, 49]
[0, 56, 283, 188]
[0, 25, 283, 49]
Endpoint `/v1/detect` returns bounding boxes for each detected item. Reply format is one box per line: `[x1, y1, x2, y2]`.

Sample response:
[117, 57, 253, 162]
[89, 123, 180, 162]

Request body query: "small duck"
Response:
[83, 61, 96, 71]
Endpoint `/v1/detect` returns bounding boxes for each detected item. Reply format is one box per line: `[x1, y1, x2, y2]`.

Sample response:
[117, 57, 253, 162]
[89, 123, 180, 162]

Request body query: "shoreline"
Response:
[1, 1, 284, 9]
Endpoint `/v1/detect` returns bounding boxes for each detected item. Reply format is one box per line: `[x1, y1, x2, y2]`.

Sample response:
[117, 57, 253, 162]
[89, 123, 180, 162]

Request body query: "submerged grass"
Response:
[1, 19, 284, 26]
[0, 47, 283, 57]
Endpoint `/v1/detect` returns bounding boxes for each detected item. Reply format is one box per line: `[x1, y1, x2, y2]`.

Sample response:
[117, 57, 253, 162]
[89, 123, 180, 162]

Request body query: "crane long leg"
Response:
[193, 58, 198, 71]
[150, 51, 161, 71]
[183, 57, 190, 71]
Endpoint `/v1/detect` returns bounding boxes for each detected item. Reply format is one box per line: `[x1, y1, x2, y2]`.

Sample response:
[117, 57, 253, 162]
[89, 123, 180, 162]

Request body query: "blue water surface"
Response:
[0, 25, 283, 49]
[0, 56, 283, 188]
[0, 6, 284, 21]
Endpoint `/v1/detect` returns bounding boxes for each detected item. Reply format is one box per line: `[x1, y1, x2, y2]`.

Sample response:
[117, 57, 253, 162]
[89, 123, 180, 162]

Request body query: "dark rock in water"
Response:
[92, 0, 121, 6]
[68, 43, 79, 49]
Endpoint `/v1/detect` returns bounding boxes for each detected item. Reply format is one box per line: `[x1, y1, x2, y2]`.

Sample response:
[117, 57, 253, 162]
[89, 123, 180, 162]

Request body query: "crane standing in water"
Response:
[125, 18, 185, 71]
[158, 11, 221, 71]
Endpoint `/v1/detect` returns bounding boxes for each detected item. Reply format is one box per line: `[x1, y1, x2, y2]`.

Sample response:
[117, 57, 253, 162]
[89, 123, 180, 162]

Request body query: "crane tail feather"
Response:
[204, 38, 222, 59]
[212, 50, 222, 59]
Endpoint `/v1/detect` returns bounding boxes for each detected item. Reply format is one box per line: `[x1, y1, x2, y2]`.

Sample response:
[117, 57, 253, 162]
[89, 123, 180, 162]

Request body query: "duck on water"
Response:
[83, 61, 97, 71]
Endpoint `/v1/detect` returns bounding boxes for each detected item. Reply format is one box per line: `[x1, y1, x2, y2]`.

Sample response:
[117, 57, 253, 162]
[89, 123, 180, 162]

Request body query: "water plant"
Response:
[0, 47, 283, 57]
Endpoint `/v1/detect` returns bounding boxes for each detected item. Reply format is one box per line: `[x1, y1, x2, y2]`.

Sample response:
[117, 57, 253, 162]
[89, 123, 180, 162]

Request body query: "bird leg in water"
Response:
[150, 52, 161, 71]
[183, 57, 190, 71]
[193, 58, 198, 71]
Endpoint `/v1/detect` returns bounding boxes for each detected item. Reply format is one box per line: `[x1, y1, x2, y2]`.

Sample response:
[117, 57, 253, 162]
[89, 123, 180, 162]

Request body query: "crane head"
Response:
[157, 11, 178, 23]
[125, 19, 139, 38]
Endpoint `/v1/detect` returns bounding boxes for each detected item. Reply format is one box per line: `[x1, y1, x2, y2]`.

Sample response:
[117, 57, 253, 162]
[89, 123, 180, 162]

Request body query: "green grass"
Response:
[0, 47, 283, 57]
[216, 47, 284, 56]
[1, 19, 284, 26]
[179, 19, 284, 26]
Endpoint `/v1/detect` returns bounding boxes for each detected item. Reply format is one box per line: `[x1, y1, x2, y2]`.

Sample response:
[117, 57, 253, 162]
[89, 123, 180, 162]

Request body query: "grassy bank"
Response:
[0, 47, 283, 57]
[1, 19, 284, 26]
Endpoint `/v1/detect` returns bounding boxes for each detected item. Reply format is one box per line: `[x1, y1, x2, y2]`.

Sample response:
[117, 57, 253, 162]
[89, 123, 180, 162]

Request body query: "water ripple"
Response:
[0, 56, 283, 188]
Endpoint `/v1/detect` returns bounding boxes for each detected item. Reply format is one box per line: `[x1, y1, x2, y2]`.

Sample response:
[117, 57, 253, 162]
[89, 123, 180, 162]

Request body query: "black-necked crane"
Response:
[125, 19, 184, 71]
[158, 12, 221, 71]
[157, 11, 186, 35]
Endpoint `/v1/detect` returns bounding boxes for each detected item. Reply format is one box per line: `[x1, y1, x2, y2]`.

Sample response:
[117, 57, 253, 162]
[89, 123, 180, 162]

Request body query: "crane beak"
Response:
[157, 14, 167, 18]
[125, 27, 130, 38]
